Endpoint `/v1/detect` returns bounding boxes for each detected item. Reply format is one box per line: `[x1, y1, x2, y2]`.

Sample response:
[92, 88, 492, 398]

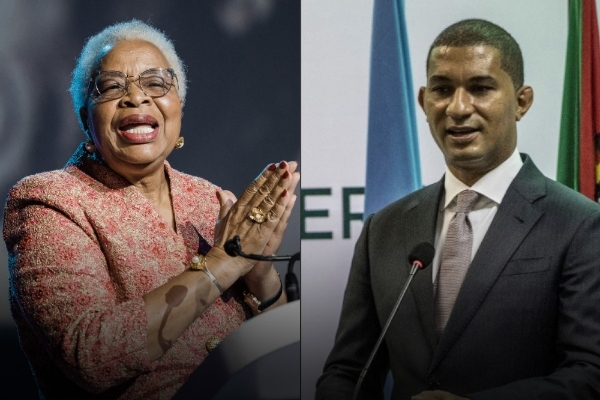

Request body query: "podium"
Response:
[173, 300, 300, 400]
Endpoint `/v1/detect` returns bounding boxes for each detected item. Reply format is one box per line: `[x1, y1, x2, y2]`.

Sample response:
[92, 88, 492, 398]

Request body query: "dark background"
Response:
[0, 0, 299, 397]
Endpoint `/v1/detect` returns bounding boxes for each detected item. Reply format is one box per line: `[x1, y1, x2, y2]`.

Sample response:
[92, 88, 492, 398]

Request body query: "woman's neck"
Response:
[123, 165, 177, 231]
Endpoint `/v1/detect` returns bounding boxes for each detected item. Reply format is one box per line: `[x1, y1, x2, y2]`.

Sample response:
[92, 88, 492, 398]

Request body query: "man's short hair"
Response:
[427, 19, 524, 89]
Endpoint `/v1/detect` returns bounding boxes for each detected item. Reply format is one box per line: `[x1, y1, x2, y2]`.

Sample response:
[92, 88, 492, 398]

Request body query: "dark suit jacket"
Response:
[316, 156, 600, 399]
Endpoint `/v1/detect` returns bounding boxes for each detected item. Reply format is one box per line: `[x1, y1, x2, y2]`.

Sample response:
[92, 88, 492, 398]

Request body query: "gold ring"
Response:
[258, 186, 271, 195]
[248, 207, 266, 223]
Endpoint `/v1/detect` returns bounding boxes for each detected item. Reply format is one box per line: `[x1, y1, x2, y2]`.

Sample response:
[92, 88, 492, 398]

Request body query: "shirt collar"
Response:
[443, 148, 523, 209]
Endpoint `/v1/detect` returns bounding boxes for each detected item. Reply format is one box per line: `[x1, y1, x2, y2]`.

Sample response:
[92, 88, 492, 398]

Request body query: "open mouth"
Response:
[445, 127, 480, 144]
[119, 115, 159, 132]
[446, 127, 479, 135]
[120, 124, 157, 134]
[118, 114, 159, 142]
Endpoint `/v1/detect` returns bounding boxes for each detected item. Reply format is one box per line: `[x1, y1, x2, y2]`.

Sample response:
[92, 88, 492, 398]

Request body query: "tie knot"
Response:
[455, 190, 479, 213]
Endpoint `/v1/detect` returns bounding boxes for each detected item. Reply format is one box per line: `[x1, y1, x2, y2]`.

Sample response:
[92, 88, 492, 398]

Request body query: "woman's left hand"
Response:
[214, 161, 299, 287]
[245, 161, 299, 283]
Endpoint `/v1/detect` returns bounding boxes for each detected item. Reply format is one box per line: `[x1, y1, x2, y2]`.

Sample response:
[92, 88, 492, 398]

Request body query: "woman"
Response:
[3, 20, 299, 399]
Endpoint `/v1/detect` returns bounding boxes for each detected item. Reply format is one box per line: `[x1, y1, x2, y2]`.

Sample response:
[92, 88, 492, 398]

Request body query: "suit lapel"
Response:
[403, 181, 444, 351]
[429, 156, 546, 372]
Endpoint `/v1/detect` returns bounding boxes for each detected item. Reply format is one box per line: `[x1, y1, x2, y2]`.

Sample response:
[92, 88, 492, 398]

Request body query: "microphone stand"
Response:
[352, 262, 422, 400]
[285, 252, 301, 301]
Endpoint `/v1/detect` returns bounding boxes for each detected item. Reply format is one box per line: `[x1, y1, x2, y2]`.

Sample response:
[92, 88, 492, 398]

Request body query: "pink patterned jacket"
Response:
[3, 144, 251, 399]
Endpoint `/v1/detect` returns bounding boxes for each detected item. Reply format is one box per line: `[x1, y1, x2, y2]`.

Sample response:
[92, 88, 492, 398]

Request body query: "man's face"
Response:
[418, 45, 532, 184]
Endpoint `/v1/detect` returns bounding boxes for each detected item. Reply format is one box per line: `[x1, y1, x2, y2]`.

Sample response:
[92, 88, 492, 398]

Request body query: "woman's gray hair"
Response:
[70, 19, 187, 131]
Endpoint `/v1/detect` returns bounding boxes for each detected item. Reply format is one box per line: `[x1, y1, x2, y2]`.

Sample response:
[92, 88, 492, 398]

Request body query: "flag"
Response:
[364, 0, 422, 218]
[557, 0, 600, 201]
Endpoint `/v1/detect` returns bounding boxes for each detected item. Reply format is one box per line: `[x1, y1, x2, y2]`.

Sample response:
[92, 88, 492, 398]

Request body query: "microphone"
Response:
[352, 242, 435, 400]
[408, 242, 435, 270]
[224, 236, 243, 258]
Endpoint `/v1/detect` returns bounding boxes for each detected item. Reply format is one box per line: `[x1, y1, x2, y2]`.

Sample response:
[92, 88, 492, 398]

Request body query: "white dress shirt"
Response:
[431, 149, 524, 283]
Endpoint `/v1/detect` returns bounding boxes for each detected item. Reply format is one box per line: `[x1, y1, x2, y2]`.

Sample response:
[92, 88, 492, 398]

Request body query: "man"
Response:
[316, 19, 600, 400]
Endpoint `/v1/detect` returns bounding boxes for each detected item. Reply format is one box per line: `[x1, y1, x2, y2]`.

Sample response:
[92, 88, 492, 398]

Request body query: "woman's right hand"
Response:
[209, 161, 298, 280]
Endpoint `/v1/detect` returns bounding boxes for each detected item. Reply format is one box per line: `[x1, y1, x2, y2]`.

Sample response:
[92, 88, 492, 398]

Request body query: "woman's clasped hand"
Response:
[212, 160, 300, 276]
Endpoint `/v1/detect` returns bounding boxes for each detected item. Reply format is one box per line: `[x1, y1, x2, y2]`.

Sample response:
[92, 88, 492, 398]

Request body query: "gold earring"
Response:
[85, 140, 96, 154]
[175, 137, 184, 149]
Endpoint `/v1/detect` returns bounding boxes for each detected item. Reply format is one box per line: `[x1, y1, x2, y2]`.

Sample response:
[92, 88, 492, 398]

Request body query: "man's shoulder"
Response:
[369, 181, 442, 224]
[541, 177, 600, 216]
[516, 156, 600, 216]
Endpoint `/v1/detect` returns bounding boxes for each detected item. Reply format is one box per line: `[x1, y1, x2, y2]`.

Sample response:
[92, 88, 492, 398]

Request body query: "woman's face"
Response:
[82, 39, 182, 179]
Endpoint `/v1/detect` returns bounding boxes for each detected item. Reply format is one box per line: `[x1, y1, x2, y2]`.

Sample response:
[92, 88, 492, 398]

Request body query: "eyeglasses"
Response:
[87, 67, 178, 101]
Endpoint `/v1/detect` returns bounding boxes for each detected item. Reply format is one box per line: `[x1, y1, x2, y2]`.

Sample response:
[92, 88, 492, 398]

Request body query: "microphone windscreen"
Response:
[224, 237, 241, 257]
[408, 242, 435, 268]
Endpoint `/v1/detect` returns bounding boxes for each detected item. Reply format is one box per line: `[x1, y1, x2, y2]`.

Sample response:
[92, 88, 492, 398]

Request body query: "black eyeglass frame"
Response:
[86, 67, 178, 102]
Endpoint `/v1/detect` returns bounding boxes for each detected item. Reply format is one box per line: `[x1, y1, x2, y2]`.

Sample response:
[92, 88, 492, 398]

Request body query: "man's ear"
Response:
[515, 85, 534, 121]
[418, 86, 430, 123]
[418, 86, 426, 111]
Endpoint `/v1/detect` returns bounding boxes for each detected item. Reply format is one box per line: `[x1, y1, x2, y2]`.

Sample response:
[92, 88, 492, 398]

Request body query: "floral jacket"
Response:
[3, 144, 250, 399]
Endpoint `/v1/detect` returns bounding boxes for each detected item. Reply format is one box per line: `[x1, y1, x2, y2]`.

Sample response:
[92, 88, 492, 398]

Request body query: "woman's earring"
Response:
[85, 139, 96, 154]
[174, 137, 185, 149]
